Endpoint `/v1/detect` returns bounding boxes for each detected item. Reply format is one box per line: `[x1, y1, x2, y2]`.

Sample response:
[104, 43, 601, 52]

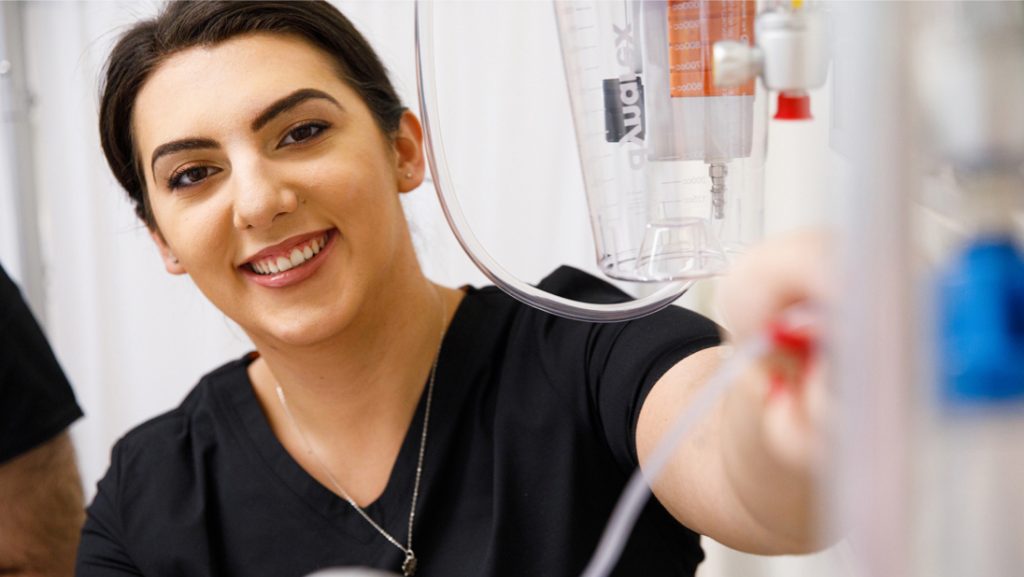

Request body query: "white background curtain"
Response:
[3, 1, 846, 575]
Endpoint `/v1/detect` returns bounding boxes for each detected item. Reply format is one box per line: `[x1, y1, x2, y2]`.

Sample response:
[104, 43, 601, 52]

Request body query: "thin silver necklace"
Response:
[275, 294, 446, 577]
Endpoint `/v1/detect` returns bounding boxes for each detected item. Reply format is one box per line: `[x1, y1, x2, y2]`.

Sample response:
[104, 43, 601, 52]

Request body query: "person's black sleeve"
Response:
[0, 265, 83, 464]
[76, 442, 144, 576]
[531, 267, 722, 473]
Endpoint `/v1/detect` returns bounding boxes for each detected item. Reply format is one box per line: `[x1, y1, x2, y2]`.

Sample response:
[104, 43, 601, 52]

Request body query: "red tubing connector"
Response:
[775, 91, 813, 121]
[769, 321, 815, 358]
[765, 318, 817, 398]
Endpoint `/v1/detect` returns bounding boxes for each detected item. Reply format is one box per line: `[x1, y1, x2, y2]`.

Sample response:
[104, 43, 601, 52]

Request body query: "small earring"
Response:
[405, 172, 413, 179]
[172, 258, 179, 264]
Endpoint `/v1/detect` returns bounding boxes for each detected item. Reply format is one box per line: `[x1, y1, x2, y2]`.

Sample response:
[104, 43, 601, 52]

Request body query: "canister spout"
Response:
[709, 162, 728, 220]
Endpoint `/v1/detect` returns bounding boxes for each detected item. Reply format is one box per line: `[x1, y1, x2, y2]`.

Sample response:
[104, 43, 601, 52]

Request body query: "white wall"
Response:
[13, 2, 846, 576]
[0, 116, 22, 279]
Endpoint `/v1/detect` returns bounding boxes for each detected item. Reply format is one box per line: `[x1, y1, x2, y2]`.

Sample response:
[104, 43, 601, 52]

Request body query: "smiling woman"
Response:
[75, 2, 824, 576]
[128, 29, 430, 349]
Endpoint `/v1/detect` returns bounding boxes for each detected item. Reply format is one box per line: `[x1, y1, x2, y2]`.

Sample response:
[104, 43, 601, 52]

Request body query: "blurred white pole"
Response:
[829, 2, 915, 576]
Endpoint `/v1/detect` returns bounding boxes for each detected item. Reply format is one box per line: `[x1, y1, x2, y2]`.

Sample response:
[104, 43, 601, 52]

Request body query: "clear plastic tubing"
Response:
[414, 0, 692, 323]
[580, 332, 773, 577]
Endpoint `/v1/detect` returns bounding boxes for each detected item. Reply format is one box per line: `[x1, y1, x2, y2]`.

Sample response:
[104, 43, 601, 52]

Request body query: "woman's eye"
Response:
[168, 165, 219, 190]
[280, 122, 328, 146]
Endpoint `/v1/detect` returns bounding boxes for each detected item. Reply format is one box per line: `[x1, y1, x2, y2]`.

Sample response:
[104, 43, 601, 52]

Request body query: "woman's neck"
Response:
[248, 265, 457, 450]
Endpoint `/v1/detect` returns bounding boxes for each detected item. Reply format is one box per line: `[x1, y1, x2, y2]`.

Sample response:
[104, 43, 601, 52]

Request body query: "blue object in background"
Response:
[937, 235, 1024, 403]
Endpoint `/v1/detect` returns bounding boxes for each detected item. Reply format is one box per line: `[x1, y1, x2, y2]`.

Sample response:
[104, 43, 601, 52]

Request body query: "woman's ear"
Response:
[393, 110, 426, 193]
[149, 229, 187, 275]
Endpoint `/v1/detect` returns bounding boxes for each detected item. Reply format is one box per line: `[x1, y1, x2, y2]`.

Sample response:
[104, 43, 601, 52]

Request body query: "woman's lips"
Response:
[241, 229, 338, 288]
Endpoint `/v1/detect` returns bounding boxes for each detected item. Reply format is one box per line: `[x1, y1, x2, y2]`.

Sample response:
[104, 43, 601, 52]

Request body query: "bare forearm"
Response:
[0, 432, 85, 577]
[719, 364, 823, 554]
[639, 347, 826, 555]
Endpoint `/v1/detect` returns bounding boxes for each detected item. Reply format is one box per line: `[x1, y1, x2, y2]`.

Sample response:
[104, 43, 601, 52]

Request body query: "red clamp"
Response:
[766, 319, 817, 398]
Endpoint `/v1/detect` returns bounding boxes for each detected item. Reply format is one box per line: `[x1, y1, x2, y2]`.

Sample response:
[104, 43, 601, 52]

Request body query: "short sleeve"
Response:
[532, 267, 722, 472]
[77, 442, 144, 576]
[0, 265, 83, 464]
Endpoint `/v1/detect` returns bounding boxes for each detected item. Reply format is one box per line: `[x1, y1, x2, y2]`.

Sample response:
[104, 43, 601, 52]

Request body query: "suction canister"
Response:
[557, 0, 768, 282]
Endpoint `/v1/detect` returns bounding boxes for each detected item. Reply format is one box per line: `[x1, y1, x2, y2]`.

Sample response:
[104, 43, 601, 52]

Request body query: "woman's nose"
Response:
[231, 162, 299, 230]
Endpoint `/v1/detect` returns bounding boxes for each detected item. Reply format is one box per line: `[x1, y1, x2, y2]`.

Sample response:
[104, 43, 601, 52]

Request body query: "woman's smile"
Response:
[240, 228, 339, 289]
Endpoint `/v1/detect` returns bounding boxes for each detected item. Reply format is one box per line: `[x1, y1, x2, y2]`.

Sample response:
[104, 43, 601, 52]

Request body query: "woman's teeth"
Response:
[250, 234, 327, 275]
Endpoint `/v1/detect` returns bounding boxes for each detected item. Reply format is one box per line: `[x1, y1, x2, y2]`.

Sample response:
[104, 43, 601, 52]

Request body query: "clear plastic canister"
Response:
[555, 0, 767, 282]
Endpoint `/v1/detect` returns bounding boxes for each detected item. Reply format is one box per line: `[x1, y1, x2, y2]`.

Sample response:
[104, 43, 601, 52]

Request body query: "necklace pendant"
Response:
[402, 551, 417, 577]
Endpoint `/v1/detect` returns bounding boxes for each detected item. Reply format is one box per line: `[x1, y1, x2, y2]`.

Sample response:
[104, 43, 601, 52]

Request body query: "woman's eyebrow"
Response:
[250, 88, 343, 132]
[150, 138, 220, 176]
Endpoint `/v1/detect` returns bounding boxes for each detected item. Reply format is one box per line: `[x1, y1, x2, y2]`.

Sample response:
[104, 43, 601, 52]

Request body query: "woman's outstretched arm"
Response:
[637, 232, 832, 555]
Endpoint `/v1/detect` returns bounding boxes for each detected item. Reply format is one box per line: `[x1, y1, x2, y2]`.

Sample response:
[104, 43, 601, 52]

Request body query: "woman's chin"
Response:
[248, 312, 348, 351]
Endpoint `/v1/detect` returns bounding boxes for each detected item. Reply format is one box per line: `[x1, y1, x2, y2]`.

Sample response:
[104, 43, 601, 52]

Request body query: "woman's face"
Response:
[133, 33, 423, 347]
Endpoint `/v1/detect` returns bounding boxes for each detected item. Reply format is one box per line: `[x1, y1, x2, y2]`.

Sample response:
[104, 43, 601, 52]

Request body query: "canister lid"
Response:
[774, 91, 813, 121]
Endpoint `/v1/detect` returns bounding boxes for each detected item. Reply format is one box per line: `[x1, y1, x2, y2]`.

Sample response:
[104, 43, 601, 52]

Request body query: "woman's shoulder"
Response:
[458, 266, 631, 326]
[83, 355, 261, 560]
[111, 354, 254, 462]
[456, 265, 718, 359]
[536, 265, 633, 304]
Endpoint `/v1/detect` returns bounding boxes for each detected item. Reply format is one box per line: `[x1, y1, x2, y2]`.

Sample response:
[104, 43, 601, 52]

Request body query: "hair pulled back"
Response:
[99, 1, 406, 229]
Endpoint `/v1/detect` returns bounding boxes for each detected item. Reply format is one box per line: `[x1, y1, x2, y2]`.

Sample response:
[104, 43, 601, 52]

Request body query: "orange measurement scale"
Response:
[668, 0, 756, 98]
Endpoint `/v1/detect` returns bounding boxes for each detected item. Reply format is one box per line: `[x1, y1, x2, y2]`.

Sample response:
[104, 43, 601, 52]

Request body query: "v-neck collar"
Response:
[212, 287, 482, 545]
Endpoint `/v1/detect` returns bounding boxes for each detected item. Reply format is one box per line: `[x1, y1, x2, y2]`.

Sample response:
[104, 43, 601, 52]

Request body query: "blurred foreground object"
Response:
[914, 3, 1024, 576]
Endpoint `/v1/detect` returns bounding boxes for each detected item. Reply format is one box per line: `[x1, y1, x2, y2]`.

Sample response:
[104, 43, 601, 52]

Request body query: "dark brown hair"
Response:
[99, 1, 406, 229]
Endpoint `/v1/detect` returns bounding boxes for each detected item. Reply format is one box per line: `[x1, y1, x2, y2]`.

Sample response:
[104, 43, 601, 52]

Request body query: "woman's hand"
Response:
[718, 230, 834, 475]
[716, 230, 836, 551]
